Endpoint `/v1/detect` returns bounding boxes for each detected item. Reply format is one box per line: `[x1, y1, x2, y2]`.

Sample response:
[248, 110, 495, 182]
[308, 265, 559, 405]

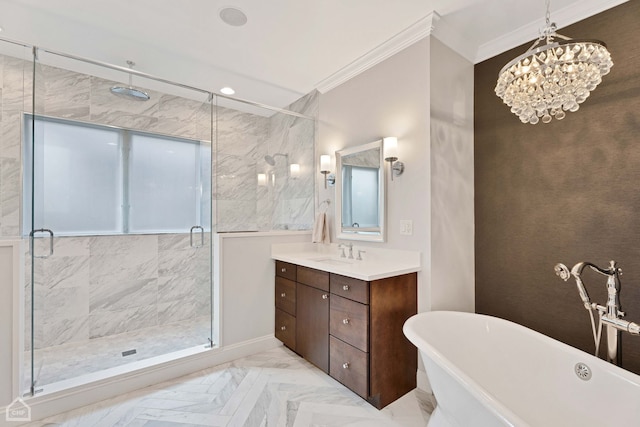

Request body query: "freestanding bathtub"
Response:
[403, 311, 640, 427]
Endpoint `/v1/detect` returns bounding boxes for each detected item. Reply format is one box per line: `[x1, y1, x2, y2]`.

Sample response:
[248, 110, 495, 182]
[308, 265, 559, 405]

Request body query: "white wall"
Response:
[215, 231, 311, 346]
[318, 38, 433, 312]
[429, 39, 475, 312]
[317, 34, 474, 391]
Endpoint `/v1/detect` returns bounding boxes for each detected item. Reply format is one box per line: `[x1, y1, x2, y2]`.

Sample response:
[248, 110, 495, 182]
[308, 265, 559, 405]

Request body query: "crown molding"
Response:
[313, 0, 627, 92]
[475, 0, 629, 63]
[315, 12, 440, 94]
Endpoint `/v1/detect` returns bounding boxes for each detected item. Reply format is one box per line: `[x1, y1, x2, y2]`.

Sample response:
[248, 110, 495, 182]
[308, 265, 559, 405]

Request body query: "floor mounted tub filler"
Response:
[403, 311, 640, 427]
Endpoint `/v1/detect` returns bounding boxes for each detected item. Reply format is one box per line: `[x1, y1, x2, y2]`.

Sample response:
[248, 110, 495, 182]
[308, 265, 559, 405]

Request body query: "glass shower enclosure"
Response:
[0, 35, 316, 398]
[23, 47, 215, 394]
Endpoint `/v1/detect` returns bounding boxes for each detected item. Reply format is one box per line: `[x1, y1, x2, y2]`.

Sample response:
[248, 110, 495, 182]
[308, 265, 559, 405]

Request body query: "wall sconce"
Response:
[383, 137, 405, 181]
[320, 154, 335, 188]
[257, 173, 267, 186]
[290, 163, 300, 179]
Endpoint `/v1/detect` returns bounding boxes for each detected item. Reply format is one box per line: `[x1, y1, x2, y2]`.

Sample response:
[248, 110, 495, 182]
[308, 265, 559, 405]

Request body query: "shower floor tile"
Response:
[25, 316, 211, 389]
[23, 346, 434, 427]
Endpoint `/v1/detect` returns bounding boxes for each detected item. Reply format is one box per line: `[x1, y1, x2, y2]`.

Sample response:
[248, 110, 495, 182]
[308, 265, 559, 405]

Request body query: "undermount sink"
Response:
[310, 257, 354, 266]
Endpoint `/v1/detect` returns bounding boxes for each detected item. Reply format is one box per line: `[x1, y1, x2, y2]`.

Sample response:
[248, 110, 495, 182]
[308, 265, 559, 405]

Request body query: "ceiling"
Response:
[0, 0, 627, 110]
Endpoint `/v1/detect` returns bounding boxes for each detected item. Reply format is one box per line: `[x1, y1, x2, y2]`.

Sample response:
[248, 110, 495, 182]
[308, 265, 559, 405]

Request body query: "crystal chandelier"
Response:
[495, 0, 613, 124]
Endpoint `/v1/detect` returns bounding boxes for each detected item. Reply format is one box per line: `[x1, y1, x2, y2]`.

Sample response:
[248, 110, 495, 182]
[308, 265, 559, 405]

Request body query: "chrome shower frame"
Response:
[0, 35, 313, 120]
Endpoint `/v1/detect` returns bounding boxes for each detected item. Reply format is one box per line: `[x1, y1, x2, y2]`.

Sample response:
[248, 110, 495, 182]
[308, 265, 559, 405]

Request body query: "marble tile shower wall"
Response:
[215, 91, 317, 231]
[0, 52, 315, 350]
[265, 92, 317, 230]
[28, 234, 211, 349]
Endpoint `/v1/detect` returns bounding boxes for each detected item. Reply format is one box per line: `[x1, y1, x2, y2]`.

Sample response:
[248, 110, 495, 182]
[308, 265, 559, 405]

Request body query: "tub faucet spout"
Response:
[555, 260, 639, 365]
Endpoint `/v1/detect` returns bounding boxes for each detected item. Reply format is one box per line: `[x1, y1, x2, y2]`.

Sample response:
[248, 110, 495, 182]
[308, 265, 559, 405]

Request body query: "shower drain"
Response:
[575, 362, 592, 381]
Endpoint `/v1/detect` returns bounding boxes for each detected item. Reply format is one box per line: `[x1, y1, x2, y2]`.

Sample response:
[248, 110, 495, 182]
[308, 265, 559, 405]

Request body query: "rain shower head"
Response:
[110, 86, 150, 101]
[110, 60, 150, 101]
[264, 153, 287, 166]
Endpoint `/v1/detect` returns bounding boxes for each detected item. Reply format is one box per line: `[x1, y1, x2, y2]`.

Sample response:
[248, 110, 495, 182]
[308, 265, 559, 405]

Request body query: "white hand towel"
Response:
[312, 213, 330, 244]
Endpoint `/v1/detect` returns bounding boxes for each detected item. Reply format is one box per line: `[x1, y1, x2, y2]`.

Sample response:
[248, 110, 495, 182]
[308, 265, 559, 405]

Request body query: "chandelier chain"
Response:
[540, 0, 557, 41]
[545, 0, 551, 27]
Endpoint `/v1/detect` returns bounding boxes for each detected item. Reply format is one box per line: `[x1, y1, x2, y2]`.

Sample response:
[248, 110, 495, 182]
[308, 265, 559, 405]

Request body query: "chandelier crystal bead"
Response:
[494, 1, 613, 124]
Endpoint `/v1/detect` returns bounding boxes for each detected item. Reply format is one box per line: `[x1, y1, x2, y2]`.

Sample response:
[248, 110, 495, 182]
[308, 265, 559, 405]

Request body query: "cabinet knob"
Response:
[322, 294, 328, 299]
[281, 268, 286, 273]
[280, 292, 286, 298]
[342, 362, 350, 369]
[342, 318, 350, 325]
[280, 326, 286, 331]
[342, 285, 350, 291]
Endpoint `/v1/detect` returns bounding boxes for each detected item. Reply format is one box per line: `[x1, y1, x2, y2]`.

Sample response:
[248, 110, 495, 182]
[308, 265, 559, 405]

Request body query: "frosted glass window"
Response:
[24, 117, 122, 234]
[129, 134, 199, 232]
[23, 116, 210, 236]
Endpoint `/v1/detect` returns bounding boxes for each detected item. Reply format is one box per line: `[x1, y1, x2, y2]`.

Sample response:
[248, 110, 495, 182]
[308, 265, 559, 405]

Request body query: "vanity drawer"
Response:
[330, 274, 369, 304]
[330, 336, 368, 398]
[276, 261, 297, 281]
[275, 276, 296, 316]
[330, 294, 369, 352]
[275, 308, 296, 350]
[298, 266, 329, 292]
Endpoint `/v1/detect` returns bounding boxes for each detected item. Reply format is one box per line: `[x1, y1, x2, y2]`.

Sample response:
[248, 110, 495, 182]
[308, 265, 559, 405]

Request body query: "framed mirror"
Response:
[335, 139, 385, 242]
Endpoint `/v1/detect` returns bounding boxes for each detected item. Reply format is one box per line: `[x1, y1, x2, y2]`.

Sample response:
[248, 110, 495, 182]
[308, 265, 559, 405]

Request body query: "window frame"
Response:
[22, 114, 211, 237]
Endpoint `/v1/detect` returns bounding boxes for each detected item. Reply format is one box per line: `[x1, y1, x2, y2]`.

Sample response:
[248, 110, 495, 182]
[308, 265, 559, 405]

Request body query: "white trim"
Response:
[216, 230, 311, 239]
[12, 241, 24, 409]
[214, 232, 224, 347]
[475, 0, 629, 63]
[315, 12, 439, 94]
[335, 140, 386, 243]
[17, 336, 280, 425]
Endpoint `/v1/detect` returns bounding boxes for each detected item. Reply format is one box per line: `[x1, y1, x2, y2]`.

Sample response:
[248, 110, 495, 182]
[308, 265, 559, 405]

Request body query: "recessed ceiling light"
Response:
[220, 87, 235, 95]
[219, 7, 247, 27]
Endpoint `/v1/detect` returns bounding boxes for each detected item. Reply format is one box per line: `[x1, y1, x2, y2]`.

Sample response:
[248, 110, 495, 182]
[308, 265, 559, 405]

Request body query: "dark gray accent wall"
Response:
[475, 0, 640, 375]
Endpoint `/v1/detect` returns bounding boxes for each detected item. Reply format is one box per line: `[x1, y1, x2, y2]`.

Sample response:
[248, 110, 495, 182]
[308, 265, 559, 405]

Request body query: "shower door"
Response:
[25, 50, 214, 394]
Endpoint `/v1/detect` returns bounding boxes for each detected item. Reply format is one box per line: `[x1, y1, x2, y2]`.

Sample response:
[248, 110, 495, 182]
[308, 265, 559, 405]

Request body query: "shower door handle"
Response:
[190, 225, 204, 248]
[29, 228, 54, 258]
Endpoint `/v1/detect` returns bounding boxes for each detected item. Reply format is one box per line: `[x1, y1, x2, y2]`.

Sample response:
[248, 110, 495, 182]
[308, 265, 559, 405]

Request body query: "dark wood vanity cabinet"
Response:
[329, 272, 417, 409]
[275, 261, 297, 350]
[274, 262, 330, 372]
[274, 259, 417, 409]
[296, 266, 330, 372]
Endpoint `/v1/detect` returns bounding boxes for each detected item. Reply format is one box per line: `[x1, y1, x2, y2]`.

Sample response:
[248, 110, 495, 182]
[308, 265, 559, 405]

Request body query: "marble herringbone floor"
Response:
[24, 346, 434, 427]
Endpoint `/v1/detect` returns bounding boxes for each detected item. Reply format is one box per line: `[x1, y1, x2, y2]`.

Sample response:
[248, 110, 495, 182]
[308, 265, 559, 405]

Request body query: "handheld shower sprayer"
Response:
[555, 262, 591, 308]
[554, 260, 638, 364]
[554, 263, 571, 281]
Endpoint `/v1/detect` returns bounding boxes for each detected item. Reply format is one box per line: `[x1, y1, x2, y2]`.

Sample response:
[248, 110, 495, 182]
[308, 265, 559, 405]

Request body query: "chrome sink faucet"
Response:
[338, 243, 353, 259]
[555, 260, 640, 365]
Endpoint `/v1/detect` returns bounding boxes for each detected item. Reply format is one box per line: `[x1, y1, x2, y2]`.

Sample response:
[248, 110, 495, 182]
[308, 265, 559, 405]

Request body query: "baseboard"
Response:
[416, 368, 433, 394]
[2, 335, 280, 426]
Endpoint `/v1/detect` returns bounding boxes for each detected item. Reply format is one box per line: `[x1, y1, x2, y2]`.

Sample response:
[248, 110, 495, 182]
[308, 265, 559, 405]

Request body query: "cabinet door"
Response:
[296, 283, 330, 373]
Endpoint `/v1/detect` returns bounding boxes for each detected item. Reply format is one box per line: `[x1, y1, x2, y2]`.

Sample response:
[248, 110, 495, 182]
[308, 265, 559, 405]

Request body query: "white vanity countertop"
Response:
[271, 242, 421, 281]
